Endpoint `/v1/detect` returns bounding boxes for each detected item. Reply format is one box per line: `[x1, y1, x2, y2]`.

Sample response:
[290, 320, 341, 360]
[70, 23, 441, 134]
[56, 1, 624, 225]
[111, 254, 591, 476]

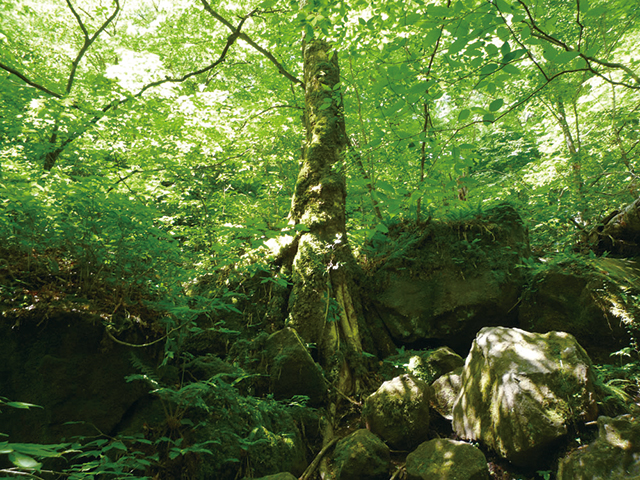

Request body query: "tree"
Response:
[286, 37, 363, 394]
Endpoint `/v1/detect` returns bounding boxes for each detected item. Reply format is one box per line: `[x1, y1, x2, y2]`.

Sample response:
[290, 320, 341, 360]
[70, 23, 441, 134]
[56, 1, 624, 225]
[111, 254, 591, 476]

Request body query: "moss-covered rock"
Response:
[0, 312, 153, 443]
[430, 367, 463, 420]
[363, 374, 431, 450]
[366, 204, 530, 352]
[519, 257, 637, 363]
[453, 327, 598, 467]
[253, 473, 298, 480]
[557, 414, 640, 479]
[265, 327, 327, 405]
[332, 429, 390, 480]
[405, 438, 489, 480]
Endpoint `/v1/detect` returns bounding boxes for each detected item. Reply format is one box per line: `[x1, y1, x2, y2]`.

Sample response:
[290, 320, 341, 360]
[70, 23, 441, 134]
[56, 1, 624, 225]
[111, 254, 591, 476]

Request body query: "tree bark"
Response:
[285, 39, 363, 395]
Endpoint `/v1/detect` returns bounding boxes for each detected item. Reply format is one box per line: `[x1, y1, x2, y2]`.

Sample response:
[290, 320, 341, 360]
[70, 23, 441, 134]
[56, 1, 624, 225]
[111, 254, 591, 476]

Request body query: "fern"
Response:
[125, 352, 161, 389]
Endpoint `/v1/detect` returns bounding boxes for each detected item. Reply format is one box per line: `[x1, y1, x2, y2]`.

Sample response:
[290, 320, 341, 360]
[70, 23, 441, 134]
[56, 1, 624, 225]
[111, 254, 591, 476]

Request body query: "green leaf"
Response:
[0, 443, 13, 455]
[483, 113, 495, 123]
[9, 452, 42, 470]
[489, 99, 504, 111]
[555, 50, 579, 64]
[495, 0, 513, 11]
[543, 48, 557, 61]
[422, 29, 441, 50]
[458, 109, 470, 121]
[480, 64, 499, 75]
[5, 401, 42, 409]
[375, 223, 389, 234]
[502, 63, 521, 75]
[258, 0, 278, 8]
[448, 37, 468, 55]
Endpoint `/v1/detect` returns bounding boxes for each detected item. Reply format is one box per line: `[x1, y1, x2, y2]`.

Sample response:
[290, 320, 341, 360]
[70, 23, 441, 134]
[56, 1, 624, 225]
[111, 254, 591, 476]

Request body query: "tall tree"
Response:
[286, 37, 363, 394]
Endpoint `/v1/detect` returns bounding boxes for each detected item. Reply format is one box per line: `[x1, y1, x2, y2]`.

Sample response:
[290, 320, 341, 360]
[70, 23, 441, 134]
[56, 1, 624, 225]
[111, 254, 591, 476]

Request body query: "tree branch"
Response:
[0, 62, 63, 98]
[516, 0, 640, 88]
[199, 0, 305, 88]
[42, 11, 248, 169]
[65, 0, 121, 95]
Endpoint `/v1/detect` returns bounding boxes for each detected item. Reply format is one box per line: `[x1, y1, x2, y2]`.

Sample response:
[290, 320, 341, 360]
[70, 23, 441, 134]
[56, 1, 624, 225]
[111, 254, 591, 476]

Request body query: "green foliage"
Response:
[0, 160, 186, 314]
[594, 356, 640, 416]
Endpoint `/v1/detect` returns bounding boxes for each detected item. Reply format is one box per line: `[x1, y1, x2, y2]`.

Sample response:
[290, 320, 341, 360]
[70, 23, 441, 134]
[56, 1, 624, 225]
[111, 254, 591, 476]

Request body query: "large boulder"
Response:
[265, 327, 327, 405]
[405, 438, 489, 480]
[363, 374, 431, 450]
[519, 257, 637, 363]
[367, 204, 530, 352]
[0, 312, 153, 443]
[557, 414, 640, 479]
[332, 429, 391, 480]
[452, 327, 598, 467]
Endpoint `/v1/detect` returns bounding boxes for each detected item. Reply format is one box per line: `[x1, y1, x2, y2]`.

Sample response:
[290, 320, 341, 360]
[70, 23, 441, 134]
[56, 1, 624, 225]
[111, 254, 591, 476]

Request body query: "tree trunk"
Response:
[285, 38, 363, 396]
[555, 99, 583, 193]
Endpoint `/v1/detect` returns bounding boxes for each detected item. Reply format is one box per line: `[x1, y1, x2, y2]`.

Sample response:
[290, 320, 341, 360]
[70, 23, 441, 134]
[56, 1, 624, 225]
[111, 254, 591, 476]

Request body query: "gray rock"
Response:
[333, 429, 390, 480]
[430, 367, 463, 420]
[363, 374, 431, 450]
[519, 258, 635, 363]
[453, 327, 598, 467]
[405, 347, 465, 383]
[368, 204, 530, 352]
[406, 438, 489, 480]
[265, 327, 327, 405]
[557, 414, 640, 480]
[252, 474, 298, 480]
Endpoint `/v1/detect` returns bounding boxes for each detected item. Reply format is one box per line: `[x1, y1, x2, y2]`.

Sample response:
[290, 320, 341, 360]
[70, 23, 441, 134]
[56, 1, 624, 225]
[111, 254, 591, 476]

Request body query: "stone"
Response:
[253, 473, 298, 480]
[452, 327, 598, 467]
[519, 257, 636, 363]
[557, 414, 640, 480]
[363, 374, 431, 450]
[430, 367, 463, 420]
[0, 312, 153, 443]
[332, 429, 390, 480]
[367, 204, 530, 353]
[405, 438, 489, 480]
[405, 347, 465, 383]
[265, 327, 327, 405]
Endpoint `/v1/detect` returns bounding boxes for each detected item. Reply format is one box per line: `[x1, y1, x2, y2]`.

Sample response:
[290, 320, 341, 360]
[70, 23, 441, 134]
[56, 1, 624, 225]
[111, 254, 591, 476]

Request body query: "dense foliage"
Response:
[1, 0, 640, 477]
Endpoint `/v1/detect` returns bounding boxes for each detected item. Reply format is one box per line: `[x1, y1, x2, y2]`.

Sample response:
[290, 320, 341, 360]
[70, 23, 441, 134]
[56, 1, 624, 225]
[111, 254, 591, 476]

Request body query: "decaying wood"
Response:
[589, 196, 640, 255]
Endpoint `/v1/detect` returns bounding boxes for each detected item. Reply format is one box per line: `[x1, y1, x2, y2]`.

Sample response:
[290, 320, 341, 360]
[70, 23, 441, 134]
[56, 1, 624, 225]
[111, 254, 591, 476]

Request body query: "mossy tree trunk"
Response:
[285, 38, 363, 396]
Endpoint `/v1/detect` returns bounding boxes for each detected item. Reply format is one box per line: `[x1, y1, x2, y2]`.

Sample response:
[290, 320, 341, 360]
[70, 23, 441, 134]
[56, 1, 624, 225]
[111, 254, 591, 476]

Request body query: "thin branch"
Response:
[237, 103, 302, 130]
[199, 0, 304, 88]
[299, 437, 340, 480]
[494, 2, 549, 81]
[43, 12, 248, 169]
[517, 0, 640, 88]
[0, 62, 63, 98]
[65, 0, 121, 94]
[575, 0, 585, 50]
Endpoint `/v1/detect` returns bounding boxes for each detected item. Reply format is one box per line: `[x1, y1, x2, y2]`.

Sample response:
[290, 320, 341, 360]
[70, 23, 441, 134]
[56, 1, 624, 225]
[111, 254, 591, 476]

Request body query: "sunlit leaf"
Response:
[9, 452, 42, 470]
[489, 99, 504, 111]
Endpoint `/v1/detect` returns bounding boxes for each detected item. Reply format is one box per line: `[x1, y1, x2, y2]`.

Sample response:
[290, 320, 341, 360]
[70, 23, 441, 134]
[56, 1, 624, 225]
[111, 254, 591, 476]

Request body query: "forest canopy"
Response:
[1, 0, 639, 314]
